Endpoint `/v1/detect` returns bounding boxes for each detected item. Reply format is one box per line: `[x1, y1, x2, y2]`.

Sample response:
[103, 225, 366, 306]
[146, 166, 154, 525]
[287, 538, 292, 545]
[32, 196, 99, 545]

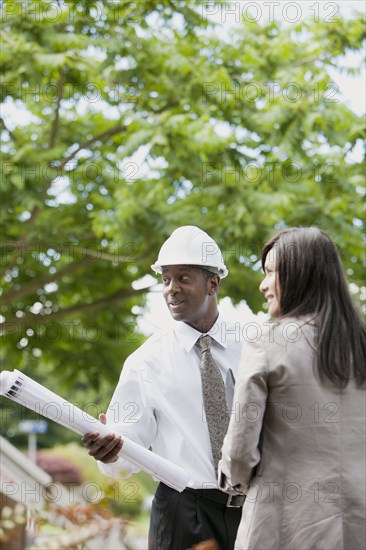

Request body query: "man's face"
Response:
[162, 265, 218, 331]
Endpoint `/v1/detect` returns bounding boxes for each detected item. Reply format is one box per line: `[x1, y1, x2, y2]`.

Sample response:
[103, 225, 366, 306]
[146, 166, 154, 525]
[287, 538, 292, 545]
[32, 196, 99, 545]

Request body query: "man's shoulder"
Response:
[125, 324, 174, 363]
[143, 324, 175, 348]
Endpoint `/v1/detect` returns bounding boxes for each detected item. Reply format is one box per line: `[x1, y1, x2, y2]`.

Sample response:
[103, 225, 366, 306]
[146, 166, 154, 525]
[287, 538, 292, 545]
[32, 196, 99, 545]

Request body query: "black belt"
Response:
[185, 487, 245, 508]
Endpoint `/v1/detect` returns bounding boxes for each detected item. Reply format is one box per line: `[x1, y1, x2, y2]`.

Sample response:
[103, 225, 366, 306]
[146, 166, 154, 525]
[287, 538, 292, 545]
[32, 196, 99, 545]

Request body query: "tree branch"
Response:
[1, 242, 146, 304]
[60, 124, 127, 167]
[1, 258, 89, 306]
[7, 123, 128, 245]
[48, 68, 65, 150]
[293, 54, 326, 67]
[0, 241, 142, 264]
[151, 100, 180, 114]
[0, 117, 17, 143]
[1, 286, 150, 332]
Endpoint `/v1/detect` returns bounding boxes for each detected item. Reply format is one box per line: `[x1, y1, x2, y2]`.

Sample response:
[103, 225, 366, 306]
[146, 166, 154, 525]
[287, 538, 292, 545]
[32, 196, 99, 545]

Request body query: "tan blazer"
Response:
[219, 316, 366, 550]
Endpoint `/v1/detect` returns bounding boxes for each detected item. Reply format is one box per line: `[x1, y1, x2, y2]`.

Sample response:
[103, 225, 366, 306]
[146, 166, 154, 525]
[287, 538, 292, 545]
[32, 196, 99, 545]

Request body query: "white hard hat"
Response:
[151, 226, 228, 278]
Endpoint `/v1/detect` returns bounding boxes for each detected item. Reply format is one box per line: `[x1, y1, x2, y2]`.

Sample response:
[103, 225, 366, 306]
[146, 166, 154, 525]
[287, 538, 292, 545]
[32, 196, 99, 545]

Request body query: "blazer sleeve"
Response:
[218, 337, 268, 493]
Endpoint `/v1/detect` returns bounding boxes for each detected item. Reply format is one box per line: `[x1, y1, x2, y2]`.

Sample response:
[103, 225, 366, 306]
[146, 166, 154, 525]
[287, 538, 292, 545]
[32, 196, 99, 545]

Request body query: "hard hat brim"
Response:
[151, 262, 228, 278]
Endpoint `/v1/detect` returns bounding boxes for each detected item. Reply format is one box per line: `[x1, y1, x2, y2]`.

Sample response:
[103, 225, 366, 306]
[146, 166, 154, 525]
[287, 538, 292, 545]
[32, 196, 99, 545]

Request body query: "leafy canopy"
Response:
[1, 0, 365, 391]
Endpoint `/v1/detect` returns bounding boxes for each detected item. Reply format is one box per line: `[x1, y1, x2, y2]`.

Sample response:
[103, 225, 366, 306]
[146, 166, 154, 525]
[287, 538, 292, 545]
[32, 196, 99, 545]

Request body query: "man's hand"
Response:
[81, 413, 123, 463]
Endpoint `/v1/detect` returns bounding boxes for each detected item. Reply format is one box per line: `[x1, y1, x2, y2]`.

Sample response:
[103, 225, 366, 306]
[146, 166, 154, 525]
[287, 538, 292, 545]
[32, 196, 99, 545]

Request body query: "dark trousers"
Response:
[148, 483, 242, 550]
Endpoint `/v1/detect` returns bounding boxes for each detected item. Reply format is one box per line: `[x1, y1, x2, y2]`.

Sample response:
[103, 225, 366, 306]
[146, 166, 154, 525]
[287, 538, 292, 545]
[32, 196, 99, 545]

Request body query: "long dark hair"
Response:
[261, 227, 366, 388]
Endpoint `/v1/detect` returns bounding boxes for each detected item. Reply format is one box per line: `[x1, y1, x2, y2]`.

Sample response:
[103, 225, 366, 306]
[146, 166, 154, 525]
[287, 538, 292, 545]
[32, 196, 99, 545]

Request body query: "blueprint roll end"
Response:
[0, 370, 13, 395]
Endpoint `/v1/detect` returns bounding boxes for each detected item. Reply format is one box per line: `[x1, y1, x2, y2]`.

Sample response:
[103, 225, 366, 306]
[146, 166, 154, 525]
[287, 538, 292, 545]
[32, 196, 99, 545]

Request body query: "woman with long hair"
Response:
[219, 227, 366, 550]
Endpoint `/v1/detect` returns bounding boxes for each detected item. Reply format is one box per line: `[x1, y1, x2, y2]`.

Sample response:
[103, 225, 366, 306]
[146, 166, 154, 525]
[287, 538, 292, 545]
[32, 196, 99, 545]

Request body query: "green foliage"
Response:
[39, 442, 157, 517]
[0, 1, 365, 396]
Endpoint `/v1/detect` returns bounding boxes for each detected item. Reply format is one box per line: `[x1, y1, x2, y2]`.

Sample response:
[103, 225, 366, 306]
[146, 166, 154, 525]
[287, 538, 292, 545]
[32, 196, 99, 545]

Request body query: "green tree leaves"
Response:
[1, 1, 364, 390]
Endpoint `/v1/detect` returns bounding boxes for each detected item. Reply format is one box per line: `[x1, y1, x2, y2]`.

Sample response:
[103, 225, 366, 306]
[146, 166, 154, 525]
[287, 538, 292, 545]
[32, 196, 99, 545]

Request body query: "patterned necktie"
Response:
[197, 335, 229, 472]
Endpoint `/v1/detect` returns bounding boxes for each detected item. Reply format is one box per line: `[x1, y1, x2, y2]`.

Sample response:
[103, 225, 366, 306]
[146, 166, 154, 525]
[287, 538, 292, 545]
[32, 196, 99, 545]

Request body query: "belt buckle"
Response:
[226, 494, 242, 508]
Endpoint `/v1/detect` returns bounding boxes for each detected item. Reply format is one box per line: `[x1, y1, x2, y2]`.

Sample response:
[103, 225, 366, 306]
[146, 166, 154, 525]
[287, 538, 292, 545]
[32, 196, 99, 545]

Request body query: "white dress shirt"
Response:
[99, 313, 242, 488]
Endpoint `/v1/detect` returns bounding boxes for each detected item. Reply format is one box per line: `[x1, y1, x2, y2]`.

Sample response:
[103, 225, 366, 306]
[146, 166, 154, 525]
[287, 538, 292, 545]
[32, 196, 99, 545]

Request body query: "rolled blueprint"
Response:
[0, 369, 189, 492]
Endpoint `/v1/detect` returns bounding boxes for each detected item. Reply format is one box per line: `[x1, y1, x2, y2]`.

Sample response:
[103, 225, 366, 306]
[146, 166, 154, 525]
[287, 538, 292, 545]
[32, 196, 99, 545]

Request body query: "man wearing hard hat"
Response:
[83, 226, 243, 549]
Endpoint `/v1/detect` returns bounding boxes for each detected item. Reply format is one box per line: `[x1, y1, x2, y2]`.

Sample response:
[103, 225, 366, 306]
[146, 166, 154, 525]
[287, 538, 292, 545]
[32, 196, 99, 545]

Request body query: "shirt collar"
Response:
[173, 312, 228, 352]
